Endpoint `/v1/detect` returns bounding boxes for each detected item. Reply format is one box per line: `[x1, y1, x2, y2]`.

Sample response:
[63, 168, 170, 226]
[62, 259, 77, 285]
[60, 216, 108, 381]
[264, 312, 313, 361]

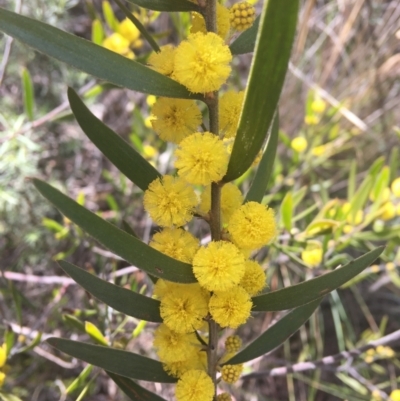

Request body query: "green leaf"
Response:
[229, 15, 260, 55]
[21, 67, 34, 121]
[226, 299, 321, 365]
[245, 113, 279, 203]
[66, 364, 93, 394]
[0, 8, 199, 99]
[125, 0, 199, 12]
[224, 0, 299, 182]
[281, 191, 293, 232]
[34, 180, 196, 283]
[47, 338, 176, 383]
[85, 322, 109, 346]
[68, 88, 160, 191]
[91, 19, 104, 45]
[252, 247, 384, 311]
[107, 372, 168, 401]
[102, 1, 119, 31]
[59, 261, 162, 322]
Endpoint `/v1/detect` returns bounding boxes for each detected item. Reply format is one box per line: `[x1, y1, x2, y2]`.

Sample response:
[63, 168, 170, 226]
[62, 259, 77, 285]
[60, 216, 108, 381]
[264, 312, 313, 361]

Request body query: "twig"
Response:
[347, 366, 389, 400]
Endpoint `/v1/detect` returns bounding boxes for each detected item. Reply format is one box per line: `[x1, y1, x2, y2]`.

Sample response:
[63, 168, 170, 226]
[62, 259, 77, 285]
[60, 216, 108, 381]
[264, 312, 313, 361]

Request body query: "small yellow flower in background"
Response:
[192, 241, 245, 292]
[217, 393, 232, 401]
[209, 287, 252, 328]
[191, 3, 231, 40]
[117, 18, 141, 46]
[0, 344, 6, 368]
[143, 144, 157, 158]
[219, 90, 245, 138]
[175, 132, 229, 185]
[102, 33, 134, 59]
[304, 115, 319, 125]
[176, 370, 214, 401]
[376, 345, 395, 358]
[146, 95, 156, 107]
[371, 389, 382, 401]
[239, 260, 266, 295]
[229, 2, 256, 31]
[144, 116, 153, 128]
[150, 227, 200, 263]
[312, 144, 327, 157]
[390, 389, 400, 401]
[370, 264, 381, 273]
[364, 348, 375, 364]
[151, 98, 202, 144]
[369, 187, 391, 203]
[225, 335, 242, 353]
[174, 32, 232, 93]
[385, 262, 396, 272]
[148, 45, 175, 76]
[221, 364, 243, 383]
[143, 175, 198, 227]
[199, 183, 243, 224]
[291, 136, 308, 153]
[311, 97, 326, 113]
[347, 210, 364, 225]
[380, 201, 396, 221]
[301, 246, 323, 267]
[228, 201, 276, 250]
[160, 284, 209, 333]
[391, 177, 400, 197]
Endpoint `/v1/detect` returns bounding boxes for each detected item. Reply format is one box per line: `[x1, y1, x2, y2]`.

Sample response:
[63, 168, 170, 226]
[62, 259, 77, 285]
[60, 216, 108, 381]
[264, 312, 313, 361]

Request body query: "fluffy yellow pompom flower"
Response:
[390, 390, 400, 401]
[192, 241, 245, 292]
[174, 32, 232, 93]
[148, 45, 175, 76]
[291, 137, 308, 153]
[219, 90, 245, 138]
[143, 175, 198, 227]
[190, 3, 231, 40]
[117, 18, 141, 46]
[151, 98, 202, 144]
[240, 260, 266, 296]
[301, 247, 323, 267]
[391, 177, 400, 197]
[150, 228, 200, 263]
[221, 364, 243, 384]
[160, 285, 209, 333]
[102, 33, 134, 59]
[154, 324, 198, 363]
[228, 202, 277, 250]
[217, 393, 232, 401]
[225, 335, 242, 353]
[199, 183, 243, 224]
[229, 2, 256, 31]
[176, 370, 214, 401]
[175, 132, 229, 186]
[163, 349, 207, 378]
[209, 287, 252, 328]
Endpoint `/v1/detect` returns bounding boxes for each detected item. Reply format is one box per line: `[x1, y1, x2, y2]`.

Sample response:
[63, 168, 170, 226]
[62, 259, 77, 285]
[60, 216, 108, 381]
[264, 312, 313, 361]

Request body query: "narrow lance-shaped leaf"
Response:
[252, 247, 384, 311]
[34, 180, 196, 283]
[68, 88, 160, 191]
[47, 338, 176, 383]
[59, 261, 162, 322]
[21, 67, 34, 121]
[226, 299, 321, 365]
[125, 0, 199, 12]
[0, 8, 200, 99]
[245, 113, 279, 203]
[224, 0, 299, 182]
[229, 15, 260, 55]
[107, 372, 168, 401]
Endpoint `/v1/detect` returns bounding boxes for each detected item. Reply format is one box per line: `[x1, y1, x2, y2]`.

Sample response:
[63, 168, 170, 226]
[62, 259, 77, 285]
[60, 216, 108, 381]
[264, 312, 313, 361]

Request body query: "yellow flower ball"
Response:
[228, 201, 277, 250]
[240, 260, 266, 295]
[304, 115, 319, 125]
[225, 335, 242, 353]
[143, 175, 198, 227]
[102, 33, 134, 59]
[150, 228, 199, 263]
[311, 98, 326, 113]
[391, 178, 400, 197]
[291, 137, 308, 153]
[369, 187, 391, 203]
[190, 3, 231, 40]
[221, 364, 243, 384]
[219, 90, 245, 139]
[175, 132, 229, 186]
[151, 97, 202, 144]
[199, 183, 243, 224]
[301, 248, 323, 267]
[390, 389, 400, 401]
[217, 393, 232, 401]
[160, 284, 209, 333]
[0, 344, 6, 368]
[381, 201, 396, 221]
[176, 370, 214, 401]
[174, 32, 232, 93]
[117, 18, 140, 44]
[148, 44, 175, 76]
[163, 350, 207, 378]
[193, 241, 245, 292]
[229, 2, 256, 31]
[312, 145, 326, 157]
[154, 324, 198, 363]
[209, 286, 252, 328]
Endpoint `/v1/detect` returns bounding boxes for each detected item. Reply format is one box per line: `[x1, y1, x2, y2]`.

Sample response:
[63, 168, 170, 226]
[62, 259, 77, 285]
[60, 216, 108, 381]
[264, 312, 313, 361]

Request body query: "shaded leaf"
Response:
[47, 338, 176, 383]
[34, 180, 196, 283]
[125, 0, 199, 12]
[68, 88, 160, 191]
[229, 15, 260, 55]
[59, 261, 162, 322]
[224, 0, 299, 181]
[252, 247, 384, 311]
[107, 372, 168, 401]
[0, 8, 199, 99]
[21, 67, 34, 121]
[226, 299, 321, 365]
